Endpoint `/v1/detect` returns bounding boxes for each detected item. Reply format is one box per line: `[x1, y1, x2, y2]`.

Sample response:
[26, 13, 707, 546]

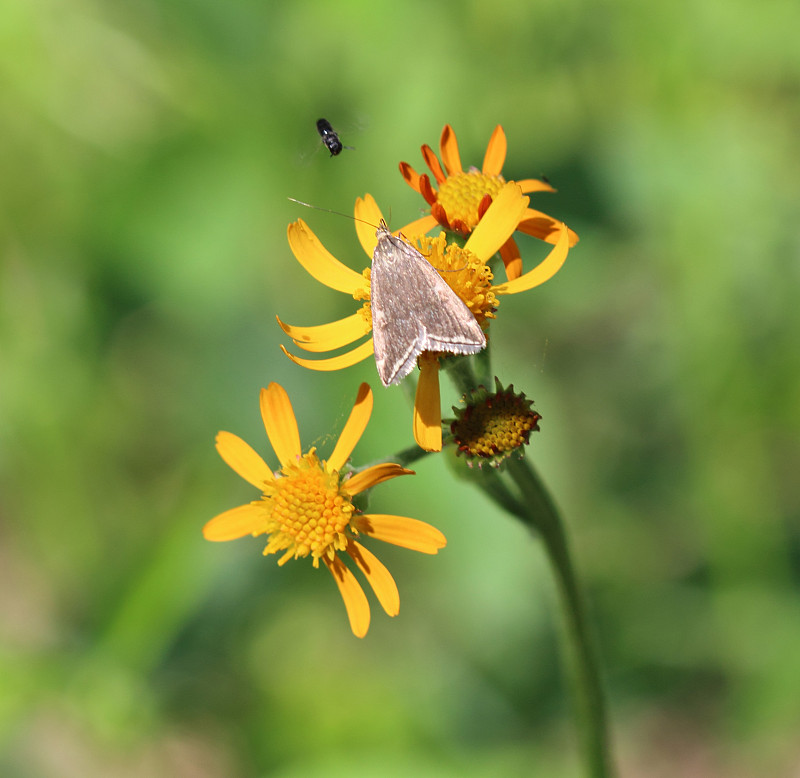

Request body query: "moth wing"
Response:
[371, 232, 486, 387]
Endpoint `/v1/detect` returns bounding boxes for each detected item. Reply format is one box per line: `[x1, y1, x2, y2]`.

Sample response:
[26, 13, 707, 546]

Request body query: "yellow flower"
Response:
[278, 186, 571, 452]
[399, 123, 579, 280]
[203, 382, 446, 638]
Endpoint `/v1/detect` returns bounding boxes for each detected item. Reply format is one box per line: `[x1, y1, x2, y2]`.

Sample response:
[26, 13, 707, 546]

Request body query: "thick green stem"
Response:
[505, 456, 614, 778]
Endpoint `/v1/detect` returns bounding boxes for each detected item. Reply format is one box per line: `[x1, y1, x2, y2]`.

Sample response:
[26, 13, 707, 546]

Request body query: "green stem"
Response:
[504, 457, 614, 778]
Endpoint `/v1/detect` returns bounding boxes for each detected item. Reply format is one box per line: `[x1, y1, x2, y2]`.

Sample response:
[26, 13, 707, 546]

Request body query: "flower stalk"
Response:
[489, 457, 614, 777]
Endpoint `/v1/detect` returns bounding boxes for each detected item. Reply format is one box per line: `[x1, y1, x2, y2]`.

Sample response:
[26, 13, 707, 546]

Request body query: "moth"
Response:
[370, 221, 486, 386]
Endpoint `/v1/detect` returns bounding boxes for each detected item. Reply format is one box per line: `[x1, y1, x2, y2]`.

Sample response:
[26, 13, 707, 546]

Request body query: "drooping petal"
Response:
[280, 340, 375, 372]
[260, 383, 301, 467]
[439, 124, 463, 176]
[398, 161, 422, 192]
[287, 219, 365, 294]
[352, 514, 447, 554]
[516, 178, 557, 194]
[498, 237, 523, 281]
[517, 209, 580, 247]
[277, 312, 371, 353]
[215, 431, 274, 489]
[344, 463, 415, 496]
[354, 194, 385, 257]
[203, 503, 266, 541]
[347, 541, 399, 617]
[325, 554, 370, 638]
[328, 383, 372, 472]
[421, 144, 446, 184]
[399, 214, 438, 239]
[493, 222, 570, 296]
[464, 182, 530, 262]
[482, 125, 507, 177]
[413, 357, 442, 452]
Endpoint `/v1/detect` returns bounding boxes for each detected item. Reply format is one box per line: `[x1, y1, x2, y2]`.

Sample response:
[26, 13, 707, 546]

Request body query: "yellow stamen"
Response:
[451, 381, 541, 465]
[261, 449, 355, 568]
[436, 170, 505, 231]
[415, 233, 497, 325]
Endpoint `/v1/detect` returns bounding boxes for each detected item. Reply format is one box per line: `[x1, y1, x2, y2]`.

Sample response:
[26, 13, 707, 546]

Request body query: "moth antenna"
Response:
[288, 197, 378, 230]
[288, 198, 469, 273]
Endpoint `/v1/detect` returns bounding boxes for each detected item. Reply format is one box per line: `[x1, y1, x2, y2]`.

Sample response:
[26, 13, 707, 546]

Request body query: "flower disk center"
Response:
[264, 451, 354, 567]
[451, 382, 541, 467]
[437, 170, 505, 231]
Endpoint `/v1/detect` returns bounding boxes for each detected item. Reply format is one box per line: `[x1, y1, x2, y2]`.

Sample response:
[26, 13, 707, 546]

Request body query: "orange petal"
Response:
[287, 219, 365, 294]
[439, 124, 463, 177]
[493, 222, 570, 296]
[482, 125, 507, 177]
[347, 541, 399, 617]
[413, 357, 442, 452]
[344, 463, 415, 496]
[518, 209, 580, 246]
[328, 383, 372, 472]
[464, 182, 530, 262]
[203, 503, 265, 541]
[352, 514, 447, 554]
[259, 383, 301, 467]
[399, 214, 438, 239]
[419, 174, 438, 206]
[280, 339, 375, 372]
[277, 312, 371, 353]
[399, 161, 422, 192]
[421, 144, 446, 185]
[516, 177, 557, 193]
[215, 431, 273, 489]
[354, 194, 385, 257]
[499, 237, 523, 281]
[325, 555, 370, 638]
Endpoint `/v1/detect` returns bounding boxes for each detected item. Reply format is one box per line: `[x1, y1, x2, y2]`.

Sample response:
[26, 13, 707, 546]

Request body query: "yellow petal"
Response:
[354, 194, 385, 257]
[280, 340, 375, 373]
[203, 503, 265, 541]
[277, 312, 371, 353]
[328, 383, 372, 472]
[344, 463, 415, 496]
[215, 431, 273, 489]
[439, 124, 463, 176]
[287, 219, 365, 294]
[518, 209, 580, 246]
[325, 554, 370, 638]
[259, 384, 301, 467]
[493, 222, 571, 296]
[516, 178, 557, 194]
[464, 182, 530, 262]
[353, 514, 447, 554]
[347, 541, 399, 617]
[413, 357, 442, 452]
[499, 237, 523, 282]
[482, 125, 507, 177]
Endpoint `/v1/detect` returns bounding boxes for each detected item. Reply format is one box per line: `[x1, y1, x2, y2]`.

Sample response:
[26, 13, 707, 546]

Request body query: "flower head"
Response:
[449, 379, 542, 468]
[399, 124, 578, 280]
[203, 382, 446, 637]
[279, 189, 571, 452]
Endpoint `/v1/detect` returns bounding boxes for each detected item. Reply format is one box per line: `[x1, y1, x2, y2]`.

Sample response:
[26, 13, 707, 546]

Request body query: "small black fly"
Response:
[316, 118, 351, 157]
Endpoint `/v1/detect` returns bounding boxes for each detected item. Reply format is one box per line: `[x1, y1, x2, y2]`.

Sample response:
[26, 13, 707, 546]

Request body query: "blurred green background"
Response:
[2, 0, 799, 775]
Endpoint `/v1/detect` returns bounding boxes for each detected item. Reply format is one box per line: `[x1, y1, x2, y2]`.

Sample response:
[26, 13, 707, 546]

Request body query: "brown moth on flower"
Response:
[279, 184, 570, 452]
[370, 220, 486, 386]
